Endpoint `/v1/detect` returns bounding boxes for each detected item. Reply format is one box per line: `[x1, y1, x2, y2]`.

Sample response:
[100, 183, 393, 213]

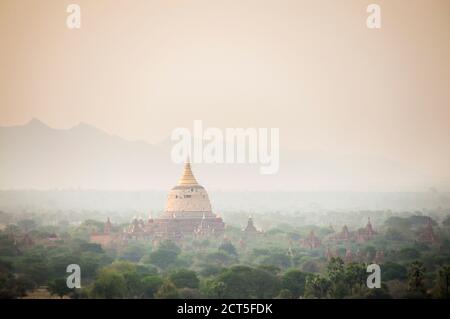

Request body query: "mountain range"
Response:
[0, 119, 436, 192]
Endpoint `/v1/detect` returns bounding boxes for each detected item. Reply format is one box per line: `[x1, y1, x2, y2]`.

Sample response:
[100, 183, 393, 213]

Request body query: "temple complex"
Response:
[91, 162, 225, 246]
[326, 218, 378, 244]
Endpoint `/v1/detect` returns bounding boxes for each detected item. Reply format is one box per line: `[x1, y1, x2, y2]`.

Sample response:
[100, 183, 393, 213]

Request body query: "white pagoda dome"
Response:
[162, 161, 214, 218]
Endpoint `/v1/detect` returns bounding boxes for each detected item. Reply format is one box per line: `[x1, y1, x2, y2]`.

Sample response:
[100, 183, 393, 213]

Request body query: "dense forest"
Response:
[1, 210, 450, 299]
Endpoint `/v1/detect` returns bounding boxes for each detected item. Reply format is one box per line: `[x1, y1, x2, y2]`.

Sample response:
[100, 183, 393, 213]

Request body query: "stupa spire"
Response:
[178, 159, 199, 186]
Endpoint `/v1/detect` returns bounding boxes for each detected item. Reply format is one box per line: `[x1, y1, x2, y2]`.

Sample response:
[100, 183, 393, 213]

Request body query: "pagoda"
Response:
[243, 216, 262, 235]
[123, 161, 225, 240]
[417, 217, 438, 244]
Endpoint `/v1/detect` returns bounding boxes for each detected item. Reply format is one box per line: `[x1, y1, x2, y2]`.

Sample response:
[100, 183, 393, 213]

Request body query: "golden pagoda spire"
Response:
[177, 160, 199, 186]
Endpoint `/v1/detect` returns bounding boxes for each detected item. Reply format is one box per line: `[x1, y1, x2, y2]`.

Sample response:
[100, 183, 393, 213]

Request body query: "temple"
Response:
[91, 161, 225, 246]
[300, 230, 321, 249]
[243, 216, 262, 235]
[325, 218, 378, 244]
[417, 217, 438, 244]
[125, 161, 225, 241]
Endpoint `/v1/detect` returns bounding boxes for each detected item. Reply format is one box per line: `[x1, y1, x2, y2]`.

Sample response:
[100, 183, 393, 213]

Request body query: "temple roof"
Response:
[177, 161, 199, 186]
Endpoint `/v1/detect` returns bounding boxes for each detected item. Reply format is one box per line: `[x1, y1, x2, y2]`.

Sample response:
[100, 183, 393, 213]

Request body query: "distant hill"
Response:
[0, 119, 437, 192]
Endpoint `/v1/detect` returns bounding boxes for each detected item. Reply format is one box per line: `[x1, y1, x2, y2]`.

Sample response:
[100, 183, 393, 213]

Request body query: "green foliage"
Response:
[48, 278, 72, 298]
[398, 248, 421, 260]
[90, 261, 156, 298]
[276, 289, 293, 299]
[213, 265, 280, 298]
[0, 271, 35, 298]
[141, 275, 163, 298]
[91, 268, 127, 298]
[385, 228, 405, 241]
[159, 241, 181, 254]
[432, 265, 450, 299]
[407, 261, 426, 296]
[201, 279, 226, 298]
[169, 269, 199, 289]
[218, 242, 238, 256]
[344, 263, 367, 294]
[281, 269, 307, 298]
[365, 283, 392, 299]
[286, 232, 301, 241]
[1, 211, 449, 300]
[382, 262, 407, 281]
[120, 243, 146, 262]
[155, 281, 180, 299]
[204, 251, 238, 267]
[304, 274, 332, 298]
[260, 252, 292, 269]
[0, 236, 17, 256]
[199, 264, 224, 277]
[147, 248, 179, 269]
[178, 287, 202, 299]
[79, 242, 103, 254]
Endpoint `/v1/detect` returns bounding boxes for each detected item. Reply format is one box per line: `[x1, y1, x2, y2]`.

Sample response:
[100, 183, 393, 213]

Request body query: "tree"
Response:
[281, 269, 307, 298]
[90, 269, 127, 299]
[0, 271, 35, 299]
[215, 266, 280, 298]
[48, 278, 72, 298]
[158, 240, 181, 254]
[201, 279, 226, 298]
[169, 269, 199, 289]
[261, 252, 292, 269]
[79, 253, 102, 280]
[326, 257, 348, 298]
[178, 288, 202, 299]
[301, 260, 320, 273]
[304, 274, 332, 299]
[141, 275, 163, 298]
[219, 242, 238, 256]
[148, 248, 179, 269]
[276, 289, 293, 299]
[121, 244, 146, 262]
[146, 241, 181, 269]
[344, 263, 367, 294]
[155, 281, 180, 299]
[432, 265, 450, 299]
[382, 262, 407, 281]
[205, 251, 238, 267]
[79, 242, 104, 254]
[327, 257, 345, 281]
[407, 261, 426, 296]
[398, 248, 421, 260]
[365, 283, 392, 299]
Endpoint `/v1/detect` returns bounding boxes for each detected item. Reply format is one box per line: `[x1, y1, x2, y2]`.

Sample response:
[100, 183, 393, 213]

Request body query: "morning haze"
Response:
[0, 0, 449, 191]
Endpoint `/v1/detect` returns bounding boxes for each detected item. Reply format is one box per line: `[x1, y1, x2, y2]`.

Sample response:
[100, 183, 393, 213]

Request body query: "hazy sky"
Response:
[1, 0, 449, 188]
